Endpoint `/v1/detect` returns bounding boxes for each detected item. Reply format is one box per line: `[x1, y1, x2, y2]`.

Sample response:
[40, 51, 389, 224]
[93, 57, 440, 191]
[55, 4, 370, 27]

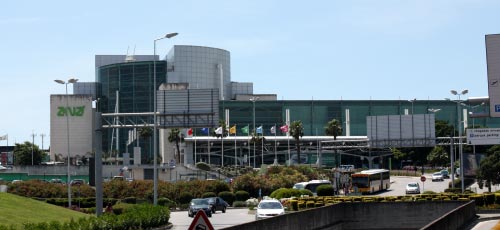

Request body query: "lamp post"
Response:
[450, 89, 468, 193]
[54, 78, 78, 208]
[250, 97, 259, 168]
[153, 32, 178, 206]
[408, 98, 416, 114]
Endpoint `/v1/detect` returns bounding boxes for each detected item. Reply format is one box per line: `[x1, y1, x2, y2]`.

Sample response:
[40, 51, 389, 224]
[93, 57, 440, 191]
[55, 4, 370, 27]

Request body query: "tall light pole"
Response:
[450, 89, 468, 193]
[408, 98, 416, 114]
[54, 78, 78, 208]
[250, 96, 259, 168]
[153, 32, 178, 206]
[31, 131, 36, 165]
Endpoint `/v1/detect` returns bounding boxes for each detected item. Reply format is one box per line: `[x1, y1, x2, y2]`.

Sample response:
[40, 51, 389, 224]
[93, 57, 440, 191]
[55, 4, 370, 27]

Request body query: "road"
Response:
[168, 174, 455, 229]
[169, 208, 255, 230]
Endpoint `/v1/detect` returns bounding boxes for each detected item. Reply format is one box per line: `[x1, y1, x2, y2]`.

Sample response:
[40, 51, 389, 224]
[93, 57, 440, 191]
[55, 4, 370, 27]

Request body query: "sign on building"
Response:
[486, 34, 500, 117]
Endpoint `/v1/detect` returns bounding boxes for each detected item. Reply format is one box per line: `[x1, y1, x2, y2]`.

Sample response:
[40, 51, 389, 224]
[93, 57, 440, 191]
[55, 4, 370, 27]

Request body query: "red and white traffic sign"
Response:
[188, 210, 214, 230]
[420, 176, 426, 182]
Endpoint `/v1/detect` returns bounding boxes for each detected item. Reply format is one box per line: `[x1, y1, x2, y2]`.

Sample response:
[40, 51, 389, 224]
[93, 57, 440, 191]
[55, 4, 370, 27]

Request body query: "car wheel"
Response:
[208, 212, 212, 217]
[211, 207, 216, 214]
[222, 207, 226, 213]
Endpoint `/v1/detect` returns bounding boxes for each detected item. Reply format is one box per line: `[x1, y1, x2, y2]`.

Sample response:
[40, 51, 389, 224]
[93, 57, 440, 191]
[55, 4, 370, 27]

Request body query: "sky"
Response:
[1, 0, 499, 147]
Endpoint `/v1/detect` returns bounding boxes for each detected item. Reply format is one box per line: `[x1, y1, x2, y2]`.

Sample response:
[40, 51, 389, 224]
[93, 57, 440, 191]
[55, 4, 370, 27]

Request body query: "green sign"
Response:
[57, 106, 85, 117]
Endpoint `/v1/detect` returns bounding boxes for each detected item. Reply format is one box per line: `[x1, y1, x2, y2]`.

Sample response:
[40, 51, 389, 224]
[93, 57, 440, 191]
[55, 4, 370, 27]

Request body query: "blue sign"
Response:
[495, 105, 500, 112]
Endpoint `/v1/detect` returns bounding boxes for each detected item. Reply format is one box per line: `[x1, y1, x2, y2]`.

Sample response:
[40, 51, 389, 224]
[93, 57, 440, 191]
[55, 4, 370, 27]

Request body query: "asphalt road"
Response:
[168, 174, 454, 229]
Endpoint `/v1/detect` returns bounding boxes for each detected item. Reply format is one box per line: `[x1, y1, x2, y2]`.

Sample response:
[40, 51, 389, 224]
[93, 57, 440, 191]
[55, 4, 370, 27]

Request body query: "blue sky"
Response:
[1, 0, 499, 146]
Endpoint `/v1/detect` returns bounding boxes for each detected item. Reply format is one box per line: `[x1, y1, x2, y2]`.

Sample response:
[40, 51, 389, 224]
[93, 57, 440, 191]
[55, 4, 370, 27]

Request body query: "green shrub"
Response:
[470, 195, 484, 206]
[299, 189, 313, 197]
[297, 201, 306, 209]
[484, 193, 495, 205]
[178, 192, 194, 205]
[218, 191, 235, 206]
[270, 188, 302, 199]
[495, 193, 500, 205]
[196, 162, 211, 171]
[232, 201, 247, 207]
[201, 192, 216, 198]
[235, 190, 250, 201]
[316, 184, 334, 196]
[290, 200, 298, 211]
[306, 201, 315, 209]
[158, 197, 176, 208]
[122, 197, 137, 204]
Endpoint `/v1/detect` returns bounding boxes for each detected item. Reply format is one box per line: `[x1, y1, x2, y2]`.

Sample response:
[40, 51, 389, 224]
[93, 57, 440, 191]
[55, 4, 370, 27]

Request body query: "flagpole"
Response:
[194, 129, 197, 163]
[274, 124, 277, 165]
[247, 124, 250, 167]
[208, 129, 211, 165]
[234, 126, 237, 167]
[261, 124, 264, 165]
[221, 130, 224, 167]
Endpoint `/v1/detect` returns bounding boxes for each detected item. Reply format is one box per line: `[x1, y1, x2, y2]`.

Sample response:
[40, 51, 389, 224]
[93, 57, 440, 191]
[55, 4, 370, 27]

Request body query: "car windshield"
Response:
[433, 173, 442, 176]
[259, 202, 283, 209]
[408, 183, 418, 188]
[191, 199, 209, 205]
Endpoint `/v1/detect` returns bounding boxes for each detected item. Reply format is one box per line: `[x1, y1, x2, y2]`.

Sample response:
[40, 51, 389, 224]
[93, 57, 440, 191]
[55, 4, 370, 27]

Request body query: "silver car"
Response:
[405, 182, 420, 194]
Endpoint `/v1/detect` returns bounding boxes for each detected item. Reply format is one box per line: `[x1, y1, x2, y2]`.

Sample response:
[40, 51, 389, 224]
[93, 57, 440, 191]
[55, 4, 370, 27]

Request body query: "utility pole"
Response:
[31, 131, 37, 165]
[40, 133, 46, 152]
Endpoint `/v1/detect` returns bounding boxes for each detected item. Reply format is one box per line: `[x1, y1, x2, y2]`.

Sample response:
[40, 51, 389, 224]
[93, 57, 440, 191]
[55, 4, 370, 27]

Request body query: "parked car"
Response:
[255, 198, 285, 220]
[188, 198, 212, 217]
[431, 172, 444, 182]
[206, 197, 228, 213]
[70, 179, 85, 185]
[49, 179, 63, 184]
[405, 182, 420, 194]
[440, 170, 450, 179]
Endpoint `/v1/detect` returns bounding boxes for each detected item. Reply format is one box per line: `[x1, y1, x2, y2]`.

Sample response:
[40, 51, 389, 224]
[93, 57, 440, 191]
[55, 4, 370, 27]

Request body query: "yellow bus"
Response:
[351, 169, 390, 194]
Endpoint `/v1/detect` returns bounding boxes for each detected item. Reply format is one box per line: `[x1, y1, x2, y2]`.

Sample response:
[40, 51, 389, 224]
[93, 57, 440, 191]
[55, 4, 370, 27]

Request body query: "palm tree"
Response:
[289, 120, 304, 165]
[168, 128, 184, 164]
[325, 119, 343, 140]
[138, 126, 153, 163]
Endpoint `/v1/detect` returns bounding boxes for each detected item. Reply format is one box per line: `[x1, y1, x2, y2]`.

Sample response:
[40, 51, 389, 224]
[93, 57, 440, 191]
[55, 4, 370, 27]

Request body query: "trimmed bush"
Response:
[495, 193, 500, 205]
[235, 190, 250, 201]
[484, 193, 495, 206]
[232, 201, 247, 207]
[158, 197, 176, 208]
[122, 197, 137, 204]
[218, 191, 235, 206]
[196, 162, 211, 171]
[470, 195, 484, 206]
[201, 192, 216, 198]
[316, 184, 334, 196]
[178, 192, 194, 205]
[290, 200, 298, 211]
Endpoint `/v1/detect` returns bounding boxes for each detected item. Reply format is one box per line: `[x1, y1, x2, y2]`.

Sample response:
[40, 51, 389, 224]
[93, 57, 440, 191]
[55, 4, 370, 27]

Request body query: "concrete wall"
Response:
[421, 201, 476, 230]
[221, 201, 475, 230]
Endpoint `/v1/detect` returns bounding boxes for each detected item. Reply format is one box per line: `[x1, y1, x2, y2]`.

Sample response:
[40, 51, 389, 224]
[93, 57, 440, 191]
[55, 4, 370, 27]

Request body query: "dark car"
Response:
[440, 170, 450, 179]
[207, 197, 228, 213]
[188, 198, 212, 217]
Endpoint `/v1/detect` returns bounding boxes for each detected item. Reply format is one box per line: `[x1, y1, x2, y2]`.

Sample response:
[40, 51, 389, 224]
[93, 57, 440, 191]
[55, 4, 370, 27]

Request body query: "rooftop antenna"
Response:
[125, 45, 136, 62]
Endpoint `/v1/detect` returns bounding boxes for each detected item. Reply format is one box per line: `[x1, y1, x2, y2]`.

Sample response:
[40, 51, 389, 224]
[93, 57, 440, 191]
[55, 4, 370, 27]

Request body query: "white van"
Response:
[293, 179, 332, 195]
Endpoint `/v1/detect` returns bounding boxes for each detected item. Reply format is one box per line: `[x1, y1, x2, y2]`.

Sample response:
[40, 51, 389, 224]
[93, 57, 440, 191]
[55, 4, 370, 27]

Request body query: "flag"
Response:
[201, 128, 209, 135]
[187, 128, 193, 136]
[229, 125, 236, 134]
[215, 127, 223, 135]
[256, 126, 263, 134]
[241, 125, 249, 134]
[280, 125, 289, 133]
[0, 134, 8, 141]
[270, 126, 276, 134]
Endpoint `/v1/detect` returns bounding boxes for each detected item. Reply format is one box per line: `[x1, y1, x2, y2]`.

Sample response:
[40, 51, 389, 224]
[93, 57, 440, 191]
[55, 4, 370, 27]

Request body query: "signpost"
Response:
[188, 210, 214, 230]
[420, 176, 426, 192]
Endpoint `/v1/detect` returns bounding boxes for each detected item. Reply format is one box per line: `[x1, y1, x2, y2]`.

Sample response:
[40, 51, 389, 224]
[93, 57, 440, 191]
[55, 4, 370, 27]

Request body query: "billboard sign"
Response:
[486, 34, 500, 117]
[367, 114, 436, 147]
[466, 128, 500, 145]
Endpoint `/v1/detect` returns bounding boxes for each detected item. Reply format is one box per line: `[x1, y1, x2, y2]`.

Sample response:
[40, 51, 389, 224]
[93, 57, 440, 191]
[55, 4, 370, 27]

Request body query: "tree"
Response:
[139, 126, 153, 163]
[289, 120, 304, 165]
[325, 119, 342, 140]
[168, 128, 184, 164]
[477, 148, 500, 192]
[426, 146, 449, 167]
[435, 120, 455, 137]
[14, 141, 44, 165]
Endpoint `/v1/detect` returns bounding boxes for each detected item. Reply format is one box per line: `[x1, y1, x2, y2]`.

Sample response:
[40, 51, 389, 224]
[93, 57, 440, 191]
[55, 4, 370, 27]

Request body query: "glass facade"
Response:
[97, 61, 166, 162]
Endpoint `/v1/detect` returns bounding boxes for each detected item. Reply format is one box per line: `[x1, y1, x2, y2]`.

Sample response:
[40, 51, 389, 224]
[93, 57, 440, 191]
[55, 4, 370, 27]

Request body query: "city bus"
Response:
[351, 169, 390, 194]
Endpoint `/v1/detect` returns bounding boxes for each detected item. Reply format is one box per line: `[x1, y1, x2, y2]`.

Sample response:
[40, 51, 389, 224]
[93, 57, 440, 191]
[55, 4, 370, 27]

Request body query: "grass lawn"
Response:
[0, 192, 90, 229]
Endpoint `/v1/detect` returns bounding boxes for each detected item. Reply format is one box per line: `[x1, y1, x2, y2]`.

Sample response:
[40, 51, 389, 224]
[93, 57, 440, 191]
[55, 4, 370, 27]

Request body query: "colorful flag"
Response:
[0, 135, 7, 141]
[215, 127, 223, 135]
[280, 125, 289, 133]
[241, 125, 249, 134]
[187, 128, 193, 136]
[229, 125, 236, 134]
[256, 126, 263, 134]
[201, 128, 209, 135]
[270, 126, 276, 134]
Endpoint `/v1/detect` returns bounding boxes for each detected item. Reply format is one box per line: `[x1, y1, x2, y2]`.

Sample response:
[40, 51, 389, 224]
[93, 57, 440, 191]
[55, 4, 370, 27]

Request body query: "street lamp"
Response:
[250, 96, 259, 168]
[408, 98, 416, 114]
[153, 32, 177, 206]
[450, 89, 468, 193]
[54, 78, 78, 208]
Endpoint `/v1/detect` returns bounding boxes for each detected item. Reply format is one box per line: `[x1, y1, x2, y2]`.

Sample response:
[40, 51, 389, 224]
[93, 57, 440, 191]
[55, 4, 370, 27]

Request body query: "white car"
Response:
[431, 172, 444, 182]
[405, 182, 420, 194]
[255, 199, 285, 220]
